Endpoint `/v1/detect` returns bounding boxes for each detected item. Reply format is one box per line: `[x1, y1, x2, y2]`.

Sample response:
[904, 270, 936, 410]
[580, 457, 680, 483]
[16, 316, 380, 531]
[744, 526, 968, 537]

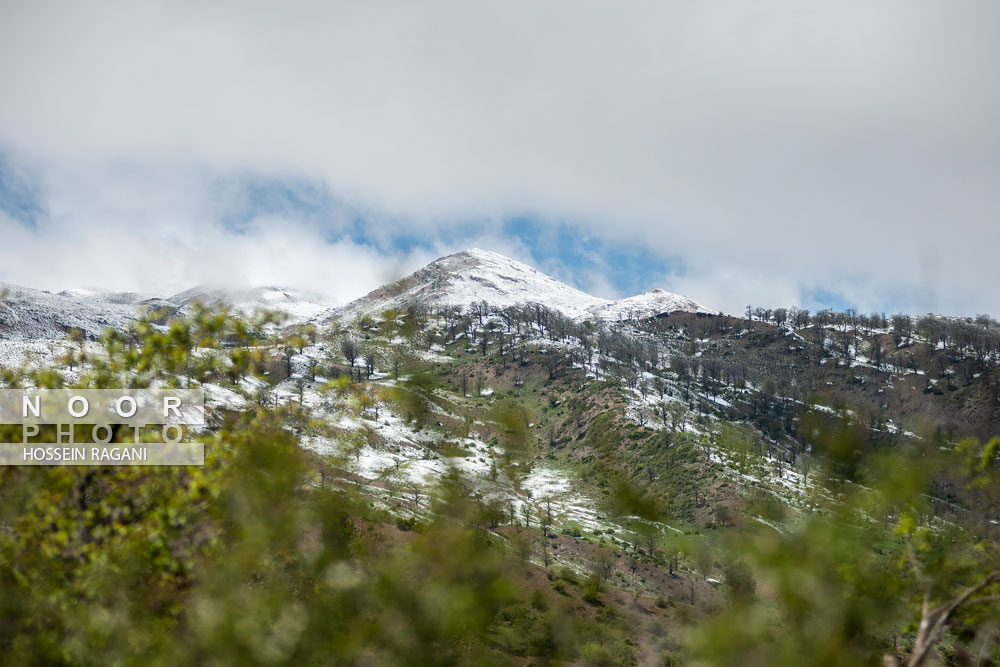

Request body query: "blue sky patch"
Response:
[0, 152, 45, 228]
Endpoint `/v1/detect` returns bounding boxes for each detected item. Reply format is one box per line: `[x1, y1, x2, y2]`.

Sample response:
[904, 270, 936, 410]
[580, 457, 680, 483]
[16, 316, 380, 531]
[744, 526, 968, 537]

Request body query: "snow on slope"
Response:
[58, 287, 150, 305]
[0, 281, 335, 344]
[0, 282, 138, 340]
[332, 248, 605, 321]
[589, 288, 712, 320]
[333, 248, 709, 322]
[168, 285, 335, 323]
[1, 247, 705, 344]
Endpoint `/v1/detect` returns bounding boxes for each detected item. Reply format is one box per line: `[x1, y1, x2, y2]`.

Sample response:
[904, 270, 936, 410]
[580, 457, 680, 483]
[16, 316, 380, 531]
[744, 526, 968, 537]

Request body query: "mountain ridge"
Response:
[0, 248, 708, 340]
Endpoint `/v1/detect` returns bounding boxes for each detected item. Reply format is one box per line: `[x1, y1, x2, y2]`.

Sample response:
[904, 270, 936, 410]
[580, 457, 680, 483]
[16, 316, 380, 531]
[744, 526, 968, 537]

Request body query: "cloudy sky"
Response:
[1, 1, 997, 316]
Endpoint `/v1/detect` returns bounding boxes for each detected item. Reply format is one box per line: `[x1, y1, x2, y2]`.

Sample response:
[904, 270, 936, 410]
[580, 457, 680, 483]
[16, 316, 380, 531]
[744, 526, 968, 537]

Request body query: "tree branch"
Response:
[908, 570, 1000, 667]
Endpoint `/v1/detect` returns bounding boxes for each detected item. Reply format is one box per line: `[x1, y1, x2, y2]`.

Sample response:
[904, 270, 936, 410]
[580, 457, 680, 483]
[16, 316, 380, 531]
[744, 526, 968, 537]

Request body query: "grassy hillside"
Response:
[0, 303, 997, 665]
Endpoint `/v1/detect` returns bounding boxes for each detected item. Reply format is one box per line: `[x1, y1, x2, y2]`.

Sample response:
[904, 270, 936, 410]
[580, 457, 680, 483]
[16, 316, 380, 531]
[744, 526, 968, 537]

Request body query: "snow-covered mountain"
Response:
[0, 283, 139, 340]
[58, 287, 150, 305]
[332, 248, 709, 322]
[168, 285, 334, 322]
[333, 248, 605, 321]
[588, 288, 709, 322]
[0, 249, 706, 342]
[0, 282, 335, 342]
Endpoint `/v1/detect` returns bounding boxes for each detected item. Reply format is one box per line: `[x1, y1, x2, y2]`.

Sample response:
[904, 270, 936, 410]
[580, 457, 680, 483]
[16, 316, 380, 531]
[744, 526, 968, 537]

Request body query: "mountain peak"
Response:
[430, 248, 548, 277]
[58, 286, 150, 305]
[168, 285, 335, 322]
[335, 249, 709, 322]
[447, 247, 503, 259]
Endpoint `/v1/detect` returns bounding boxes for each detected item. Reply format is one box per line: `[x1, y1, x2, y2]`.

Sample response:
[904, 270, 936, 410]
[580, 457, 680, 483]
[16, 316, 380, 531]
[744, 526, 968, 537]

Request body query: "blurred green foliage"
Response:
[0, 307, 997, 666]
[0, 309, 645, 666]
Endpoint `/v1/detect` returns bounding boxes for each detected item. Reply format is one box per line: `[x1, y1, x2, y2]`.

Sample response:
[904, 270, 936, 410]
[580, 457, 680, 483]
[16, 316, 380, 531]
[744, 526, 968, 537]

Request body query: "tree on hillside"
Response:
[340, 338, 358, 367]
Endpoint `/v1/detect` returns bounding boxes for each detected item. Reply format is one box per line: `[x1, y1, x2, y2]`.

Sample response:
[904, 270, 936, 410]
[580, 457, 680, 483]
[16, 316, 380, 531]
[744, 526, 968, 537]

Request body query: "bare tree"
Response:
[340, 338, 358, 368]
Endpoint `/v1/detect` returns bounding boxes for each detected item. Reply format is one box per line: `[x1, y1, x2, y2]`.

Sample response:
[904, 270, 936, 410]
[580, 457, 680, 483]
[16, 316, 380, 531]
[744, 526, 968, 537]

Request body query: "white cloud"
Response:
[1, 1, 997, 314]
[0, 167, 432, 302]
